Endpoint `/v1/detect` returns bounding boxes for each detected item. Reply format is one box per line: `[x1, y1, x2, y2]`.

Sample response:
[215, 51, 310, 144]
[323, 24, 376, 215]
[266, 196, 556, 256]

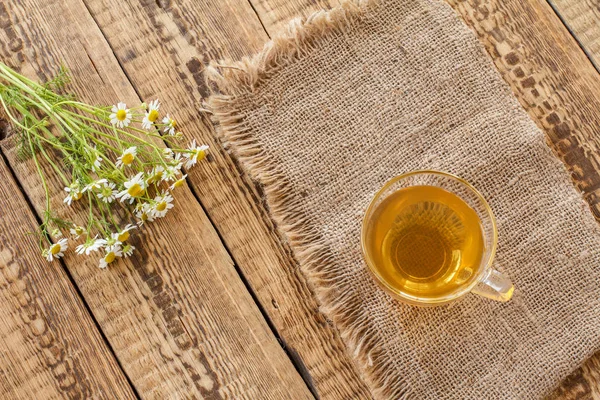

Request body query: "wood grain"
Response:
[79, 0, 372, 398]
[250, 0, 337, 34]
[549, 0, 600, 71]
[0, 0, 312, 398]
[0, 156, 136, 398]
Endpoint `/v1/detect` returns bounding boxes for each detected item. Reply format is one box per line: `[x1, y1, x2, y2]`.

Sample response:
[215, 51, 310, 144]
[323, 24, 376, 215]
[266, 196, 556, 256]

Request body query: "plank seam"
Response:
[546, 0, 600, 73]
[246, 0, 272, 38]
[184, 175, 320, 399]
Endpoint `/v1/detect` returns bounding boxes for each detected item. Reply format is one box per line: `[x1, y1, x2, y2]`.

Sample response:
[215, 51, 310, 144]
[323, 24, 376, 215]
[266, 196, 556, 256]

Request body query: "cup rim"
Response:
[360, 170, 498, 305]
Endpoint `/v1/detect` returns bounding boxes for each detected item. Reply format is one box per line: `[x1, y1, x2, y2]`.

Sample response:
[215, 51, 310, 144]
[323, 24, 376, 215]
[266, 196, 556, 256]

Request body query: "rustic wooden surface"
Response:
[1, 0, 600, 398]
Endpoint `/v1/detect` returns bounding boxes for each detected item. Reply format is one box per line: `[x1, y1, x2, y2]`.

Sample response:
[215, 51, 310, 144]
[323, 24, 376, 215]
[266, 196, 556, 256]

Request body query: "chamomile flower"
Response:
[163, 167, 176, 182]
[173, 152, 183, 164]
[170, 174, 187, 190]
[111, 224, 136, 243]
[163, 147, 174, 160]
[109, 102, 131, 128]
[146, 166, 165, 185]
[69, 225, 86, 239]
[122, 244, 135, 257]
[116, 146, 137, 168]
[75, 237, 107, 255]
[162, 114, 177, 136]
[163, 163, 182, 182]
[105, 242, 121, 252]
[142, 99, 160, 130]
[83, 146, 102, 172]
[151, 192, 174, 218]
[92, 155, 102, 171]
[184, 140, 209, 169]
[167, 153, 183, 174]
[117, 172, 146, 204]
[63, 182, 83, 206]
[99, 246, 123, 269]
[45, 238, 68, 262]
[97, 181, 117, 203]
[51, 228, 63, 238]
[102, 235, 121, 251]
[135, 203, 155, 226]
[83, 178, 108, 192]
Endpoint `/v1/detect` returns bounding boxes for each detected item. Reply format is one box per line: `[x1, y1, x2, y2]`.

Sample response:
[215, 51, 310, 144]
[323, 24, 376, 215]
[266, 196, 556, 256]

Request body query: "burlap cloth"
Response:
[206, 0, 600, 398]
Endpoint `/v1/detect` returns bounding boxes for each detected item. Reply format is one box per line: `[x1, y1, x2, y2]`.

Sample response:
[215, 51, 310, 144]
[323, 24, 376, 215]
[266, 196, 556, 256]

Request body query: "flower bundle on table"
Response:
[0, 62, 209, 268]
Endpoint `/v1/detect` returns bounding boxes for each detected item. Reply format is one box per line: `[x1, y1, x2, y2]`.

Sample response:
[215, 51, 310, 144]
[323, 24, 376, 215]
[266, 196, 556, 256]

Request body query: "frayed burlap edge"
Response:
[204, 1, 409, 398]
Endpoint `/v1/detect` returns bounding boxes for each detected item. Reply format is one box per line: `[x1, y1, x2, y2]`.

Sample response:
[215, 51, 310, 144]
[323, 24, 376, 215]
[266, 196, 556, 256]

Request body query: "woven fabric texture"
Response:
[206, 0, 600, 398]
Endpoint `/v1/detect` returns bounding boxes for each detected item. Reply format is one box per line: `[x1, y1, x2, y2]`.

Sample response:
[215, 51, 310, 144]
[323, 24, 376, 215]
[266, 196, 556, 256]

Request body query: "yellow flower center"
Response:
[101, 187, 112, 197]
[121, 153, 134, 165]
[127, 183, 144, 198]
[170, 119, 177, 128]
[141, 212, 148, 222]
[118, 231, 130, 242]
[50, 244, 61, 255]
[195, 149, 206, 162]
[75, 227, 85, 235]
[116, 109, 127, 121]
[148, 109, 159, 122]
[174, 179, 184, 188]
[147, 171, 162, 184]
[73, 191, 83, 200]
[105, 251, 116, 264]
[156, 201, 167, 212]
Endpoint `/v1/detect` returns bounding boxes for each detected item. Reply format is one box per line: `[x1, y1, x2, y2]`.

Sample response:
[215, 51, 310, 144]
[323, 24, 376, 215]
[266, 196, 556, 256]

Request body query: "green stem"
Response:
[84, 133, 120, 153]
[25, 126, 52, 243]
[35, 138, 69, 185]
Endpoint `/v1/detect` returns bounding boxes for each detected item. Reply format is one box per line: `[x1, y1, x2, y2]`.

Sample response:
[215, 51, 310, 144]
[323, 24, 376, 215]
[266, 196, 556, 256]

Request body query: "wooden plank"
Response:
[250, 0, 338, 34]
[0, 0, 313, 398]
[78, 0, 372, 398]
[0, 155, 136, 398]
[548, 0, 600, 71]
[252, 0, 600, 396]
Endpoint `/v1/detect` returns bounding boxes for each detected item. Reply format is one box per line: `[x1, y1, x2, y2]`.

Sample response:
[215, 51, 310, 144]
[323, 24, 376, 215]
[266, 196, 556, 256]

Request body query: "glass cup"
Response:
[360, 170, 513, 306]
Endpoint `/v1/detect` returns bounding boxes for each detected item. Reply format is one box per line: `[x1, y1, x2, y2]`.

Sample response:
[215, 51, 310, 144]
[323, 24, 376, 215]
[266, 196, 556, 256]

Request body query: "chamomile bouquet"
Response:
[0, 62, 208, 268]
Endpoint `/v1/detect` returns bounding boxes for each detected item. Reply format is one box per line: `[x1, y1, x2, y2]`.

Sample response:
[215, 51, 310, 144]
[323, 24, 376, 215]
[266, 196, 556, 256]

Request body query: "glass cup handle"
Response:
[471, 269, 514, 302]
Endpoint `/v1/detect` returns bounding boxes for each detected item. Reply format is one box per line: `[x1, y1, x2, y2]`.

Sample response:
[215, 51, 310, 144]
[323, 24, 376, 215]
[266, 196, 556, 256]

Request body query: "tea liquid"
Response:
[364, 186, 485, 299]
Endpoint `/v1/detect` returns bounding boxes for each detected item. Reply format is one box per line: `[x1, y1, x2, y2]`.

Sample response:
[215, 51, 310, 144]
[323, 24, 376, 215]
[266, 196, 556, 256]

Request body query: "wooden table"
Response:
[1, 0, 600, 398]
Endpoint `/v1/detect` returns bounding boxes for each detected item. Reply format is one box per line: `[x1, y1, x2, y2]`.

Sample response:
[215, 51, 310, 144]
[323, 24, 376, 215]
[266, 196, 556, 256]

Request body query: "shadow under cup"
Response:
[361, 170, 512, 306]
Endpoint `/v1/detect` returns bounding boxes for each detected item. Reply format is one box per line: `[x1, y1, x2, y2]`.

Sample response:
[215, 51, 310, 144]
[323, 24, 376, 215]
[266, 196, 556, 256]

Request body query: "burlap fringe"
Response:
[205, 1, 409, 398]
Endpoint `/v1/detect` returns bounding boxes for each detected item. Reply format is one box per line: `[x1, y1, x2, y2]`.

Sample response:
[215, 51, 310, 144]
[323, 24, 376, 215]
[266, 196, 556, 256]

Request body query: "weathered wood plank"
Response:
[0, 0, 312, 398]
[0, 155, 136, 399]
[549, 0, 600, 71]
[252, 0, 600, 397]
[79, 0, 372, 398]
[250, 0, 337, 34]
